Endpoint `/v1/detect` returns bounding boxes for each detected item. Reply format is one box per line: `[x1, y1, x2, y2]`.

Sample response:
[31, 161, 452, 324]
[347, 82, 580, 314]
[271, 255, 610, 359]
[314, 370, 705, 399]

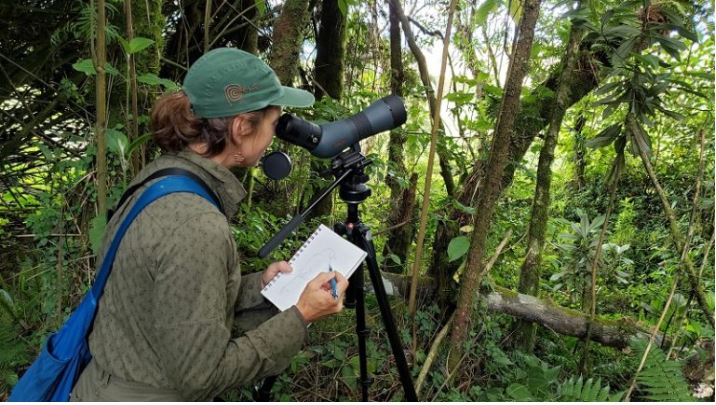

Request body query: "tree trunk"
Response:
[382, 173, 419, 272]
[269, 0, 311, 85]
[389, 0, 456, 198]
[306, 0, 347, 218]
[449, 0, 542, 368]
[95, 0, 108, 219]
[514, 18, 583, 352]
[124, 0, 141, 176]
[237, 0, 259, 54]
[314, 0, 346, 99]
[627, 114, 715, 328]
[132, 0, 164, 166]
[572, 114, 587, 192]
[381, 0, 414, 272]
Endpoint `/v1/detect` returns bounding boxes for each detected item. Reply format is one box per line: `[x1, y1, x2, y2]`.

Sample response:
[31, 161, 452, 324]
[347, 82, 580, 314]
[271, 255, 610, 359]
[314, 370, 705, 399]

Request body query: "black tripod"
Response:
[255, 146, 417, 401]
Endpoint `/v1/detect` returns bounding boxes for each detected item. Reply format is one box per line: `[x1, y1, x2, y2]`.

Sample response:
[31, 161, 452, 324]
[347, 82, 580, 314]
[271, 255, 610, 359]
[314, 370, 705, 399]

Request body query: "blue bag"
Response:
[9, 174, 220, 402]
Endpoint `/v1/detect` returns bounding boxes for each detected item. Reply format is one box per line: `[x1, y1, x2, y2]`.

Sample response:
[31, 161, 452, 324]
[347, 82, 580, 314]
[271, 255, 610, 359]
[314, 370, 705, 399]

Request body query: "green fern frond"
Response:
[630, 339, 693, 401]
[0, 321, 30, 394]
[558, 376, 623, 401]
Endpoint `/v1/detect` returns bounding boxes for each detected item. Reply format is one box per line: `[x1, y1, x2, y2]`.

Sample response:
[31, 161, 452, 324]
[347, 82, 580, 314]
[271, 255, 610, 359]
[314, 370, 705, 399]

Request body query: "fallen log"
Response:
[379, 272, 662, 349]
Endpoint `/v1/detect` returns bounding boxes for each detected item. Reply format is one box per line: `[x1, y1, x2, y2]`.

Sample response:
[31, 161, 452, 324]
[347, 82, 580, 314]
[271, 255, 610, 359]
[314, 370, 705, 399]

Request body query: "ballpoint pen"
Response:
[329, 264, 338, 300]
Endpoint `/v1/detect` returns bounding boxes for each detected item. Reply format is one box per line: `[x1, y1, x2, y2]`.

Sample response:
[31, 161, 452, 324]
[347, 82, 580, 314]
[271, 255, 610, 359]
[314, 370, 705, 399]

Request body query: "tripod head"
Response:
[258, 143, 371, 258]
[327, 145, 372, 205]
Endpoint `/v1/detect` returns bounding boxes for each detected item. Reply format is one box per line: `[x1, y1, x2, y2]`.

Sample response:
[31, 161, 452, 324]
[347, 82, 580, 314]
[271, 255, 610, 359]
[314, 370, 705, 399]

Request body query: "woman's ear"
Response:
[230, 115, 251, 145]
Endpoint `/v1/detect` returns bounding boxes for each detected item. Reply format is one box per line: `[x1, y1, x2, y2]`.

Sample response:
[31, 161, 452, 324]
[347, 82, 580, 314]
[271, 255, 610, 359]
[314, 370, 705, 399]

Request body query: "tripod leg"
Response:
[353, 226, 418, 401]
[351, 265, 371, 401]
[254, 375, 277, 401]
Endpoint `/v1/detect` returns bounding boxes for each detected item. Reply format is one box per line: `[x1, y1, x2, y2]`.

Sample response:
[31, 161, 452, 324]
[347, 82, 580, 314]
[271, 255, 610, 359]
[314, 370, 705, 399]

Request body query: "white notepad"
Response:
[261, 224, 367, 311]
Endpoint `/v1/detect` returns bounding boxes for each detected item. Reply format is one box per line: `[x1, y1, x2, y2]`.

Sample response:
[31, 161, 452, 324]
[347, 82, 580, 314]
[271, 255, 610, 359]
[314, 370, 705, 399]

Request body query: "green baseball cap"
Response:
[182, 48, 314, 118]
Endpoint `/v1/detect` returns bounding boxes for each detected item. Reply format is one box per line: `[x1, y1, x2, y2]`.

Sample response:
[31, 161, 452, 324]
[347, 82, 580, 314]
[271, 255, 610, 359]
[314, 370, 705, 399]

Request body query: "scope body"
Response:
[276, 95, 407, 159]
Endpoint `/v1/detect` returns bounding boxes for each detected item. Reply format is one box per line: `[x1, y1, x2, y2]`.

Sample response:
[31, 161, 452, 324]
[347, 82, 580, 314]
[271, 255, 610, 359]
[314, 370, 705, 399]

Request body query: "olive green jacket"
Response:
[71, 151, 307, 401]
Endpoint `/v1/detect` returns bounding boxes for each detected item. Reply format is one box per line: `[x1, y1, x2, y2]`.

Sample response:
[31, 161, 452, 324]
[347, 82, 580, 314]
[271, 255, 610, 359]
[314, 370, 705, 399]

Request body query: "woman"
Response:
[71, 48, 349, 401]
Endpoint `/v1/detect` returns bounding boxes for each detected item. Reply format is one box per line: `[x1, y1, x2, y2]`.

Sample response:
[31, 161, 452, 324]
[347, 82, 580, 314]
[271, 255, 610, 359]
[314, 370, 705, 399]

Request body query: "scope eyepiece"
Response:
[276, 113, 322, 151]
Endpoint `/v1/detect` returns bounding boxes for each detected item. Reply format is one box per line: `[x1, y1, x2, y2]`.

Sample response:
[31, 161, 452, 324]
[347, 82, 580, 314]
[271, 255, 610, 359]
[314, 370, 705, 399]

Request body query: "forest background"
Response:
[0, 0, 714, 401]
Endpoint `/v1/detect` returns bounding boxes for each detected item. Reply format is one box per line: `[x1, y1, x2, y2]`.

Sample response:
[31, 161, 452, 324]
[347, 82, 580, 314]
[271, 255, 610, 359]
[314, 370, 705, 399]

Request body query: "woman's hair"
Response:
[150, 91, 276, 157]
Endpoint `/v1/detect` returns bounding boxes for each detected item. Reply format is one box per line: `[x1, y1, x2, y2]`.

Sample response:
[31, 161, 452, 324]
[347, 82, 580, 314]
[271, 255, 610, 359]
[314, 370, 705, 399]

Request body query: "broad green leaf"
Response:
[459, 225, 474, 233]
[89, 215, 107, 255]
[338, 0, 348, 16]
[125, 37, 155, 54]
[656, 36, 686, 60]
[126, 133, 153, 157]
[340, 364, 356, 390]
[595, 81, 621, 96]
[0, 288, 13, 308]
[475, 0, 500, 26]
[447, 236, 470, 262]
[445, 91, 474, 105]
[388, 253, 402, 265]
[591, 214, 605, 229]
[104, 63, 120, 76]
[254, 0, 267, 16]
[603, 25, 641, 39]
[586, 124, 621, 148]
[137, 73, 180, 91]
[137, 73, 162, 86]
[453, 200, 476, 215]
[636, 54, 663, 68]
[672, 293, 686, 309]
[158, 78, 180, 91]
[656, 23, 699, 42]
[74, 59, 119, 76]
[582, 378, 595, 400]
[72, 58, 95, 75]
[506, 383, 532, 401]
[612, 36, 637, 65]
[106, 128, 129, 157]
[509, 0, 522, 24]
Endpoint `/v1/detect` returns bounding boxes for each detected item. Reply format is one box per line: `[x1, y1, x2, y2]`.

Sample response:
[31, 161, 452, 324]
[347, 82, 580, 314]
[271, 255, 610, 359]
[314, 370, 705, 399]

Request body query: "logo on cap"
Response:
[224, 84, 246, 104]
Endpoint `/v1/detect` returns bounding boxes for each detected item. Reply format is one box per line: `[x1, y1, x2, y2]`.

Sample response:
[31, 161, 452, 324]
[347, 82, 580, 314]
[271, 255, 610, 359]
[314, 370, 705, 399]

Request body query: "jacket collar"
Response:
[172, 150, 246, 218]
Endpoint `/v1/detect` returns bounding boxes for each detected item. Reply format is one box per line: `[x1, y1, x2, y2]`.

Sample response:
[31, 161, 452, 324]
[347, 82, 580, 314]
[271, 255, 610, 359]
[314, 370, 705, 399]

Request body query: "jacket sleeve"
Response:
[151, 211, 308, 401]
[235, 271, 274, 311]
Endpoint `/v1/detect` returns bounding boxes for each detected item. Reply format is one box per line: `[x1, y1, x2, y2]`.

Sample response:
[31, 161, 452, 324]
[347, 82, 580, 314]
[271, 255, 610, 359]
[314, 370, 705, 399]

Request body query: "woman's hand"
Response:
[261, 261, 292, 288]
[295, 272, 349, 323]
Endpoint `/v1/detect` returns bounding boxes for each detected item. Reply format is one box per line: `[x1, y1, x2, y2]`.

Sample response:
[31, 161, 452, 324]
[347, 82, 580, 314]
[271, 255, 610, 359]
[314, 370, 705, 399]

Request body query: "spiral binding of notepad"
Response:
[261, 226, 324, 292]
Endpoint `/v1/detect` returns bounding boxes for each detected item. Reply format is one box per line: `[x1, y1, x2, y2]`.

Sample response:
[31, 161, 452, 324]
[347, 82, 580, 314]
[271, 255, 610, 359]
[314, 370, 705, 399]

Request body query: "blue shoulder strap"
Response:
[91, 175, 220, 300]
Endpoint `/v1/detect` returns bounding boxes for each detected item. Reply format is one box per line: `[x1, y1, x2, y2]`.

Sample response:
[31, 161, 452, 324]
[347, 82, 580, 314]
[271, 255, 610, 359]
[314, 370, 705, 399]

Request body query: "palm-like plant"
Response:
[553, 210, 605, 309]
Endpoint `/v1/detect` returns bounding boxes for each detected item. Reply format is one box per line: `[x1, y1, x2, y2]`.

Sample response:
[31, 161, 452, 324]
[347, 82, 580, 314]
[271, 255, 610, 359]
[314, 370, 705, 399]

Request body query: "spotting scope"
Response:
[276, 95, 407, 158]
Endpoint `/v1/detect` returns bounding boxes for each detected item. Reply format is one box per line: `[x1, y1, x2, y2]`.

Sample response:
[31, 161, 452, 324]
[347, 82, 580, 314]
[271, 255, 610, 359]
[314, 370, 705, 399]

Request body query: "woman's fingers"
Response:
[334, 271, 349, 294]
[312, 271, 350, 297]
[310, 271, 336, 285]
[270, 260, 292, 274]
[262, 261, 293, 287]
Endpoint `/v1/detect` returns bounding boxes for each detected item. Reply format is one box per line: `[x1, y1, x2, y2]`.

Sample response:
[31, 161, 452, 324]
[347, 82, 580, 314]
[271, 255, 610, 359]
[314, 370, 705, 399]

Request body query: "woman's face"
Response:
[234, 107, 282, 167]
